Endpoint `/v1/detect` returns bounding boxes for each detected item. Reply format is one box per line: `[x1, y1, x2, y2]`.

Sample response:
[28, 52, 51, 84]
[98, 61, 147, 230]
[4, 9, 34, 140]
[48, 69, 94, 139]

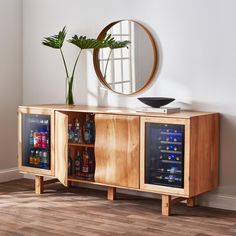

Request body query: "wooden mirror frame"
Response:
[93, 20, 159, 95]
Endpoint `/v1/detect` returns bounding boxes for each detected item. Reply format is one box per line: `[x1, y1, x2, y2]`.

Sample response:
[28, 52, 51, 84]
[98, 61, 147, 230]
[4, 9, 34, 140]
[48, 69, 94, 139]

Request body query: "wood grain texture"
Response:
[35, 175, 43, 194]
[18, 105, 216, 119]
[187, 197, 196, 207]
[189, 113, 219, 197]
[55, 111, 68, 186]
[107, 187, 116, 200]
[162, 195, 171, 216]
[1, 179, 236, 236]
[18, 108, 54, 176]
[95, 114, 140, 189]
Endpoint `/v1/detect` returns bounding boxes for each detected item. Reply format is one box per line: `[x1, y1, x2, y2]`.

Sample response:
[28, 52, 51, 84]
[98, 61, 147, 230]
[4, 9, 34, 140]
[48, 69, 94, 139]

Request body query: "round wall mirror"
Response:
[93, 20, 158, 95]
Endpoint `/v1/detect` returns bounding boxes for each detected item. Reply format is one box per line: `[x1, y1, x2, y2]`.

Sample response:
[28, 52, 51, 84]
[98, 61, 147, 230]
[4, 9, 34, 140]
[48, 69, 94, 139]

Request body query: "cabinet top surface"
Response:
[18, 104, 218, 119]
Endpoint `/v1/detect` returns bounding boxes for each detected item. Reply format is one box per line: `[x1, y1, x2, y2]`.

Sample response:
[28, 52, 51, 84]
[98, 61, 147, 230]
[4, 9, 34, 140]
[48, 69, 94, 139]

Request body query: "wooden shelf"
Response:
[68, 143, 95, 148]
[68, 177, 95, 184]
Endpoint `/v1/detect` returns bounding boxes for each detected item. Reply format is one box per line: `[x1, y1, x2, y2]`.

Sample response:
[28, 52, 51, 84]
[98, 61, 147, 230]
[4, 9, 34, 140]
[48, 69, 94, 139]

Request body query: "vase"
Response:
[65, 76, 74, 105]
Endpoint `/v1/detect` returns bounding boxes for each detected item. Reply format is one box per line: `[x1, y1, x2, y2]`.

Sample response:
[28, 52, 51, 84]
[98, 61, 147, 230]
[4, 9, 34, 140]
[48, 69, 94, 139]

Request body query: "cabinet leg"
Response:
[187, 197, 196, 207]
[162, 195, 171, 216]
[35, 176, 43, 194]
[107, 187, 116, 200]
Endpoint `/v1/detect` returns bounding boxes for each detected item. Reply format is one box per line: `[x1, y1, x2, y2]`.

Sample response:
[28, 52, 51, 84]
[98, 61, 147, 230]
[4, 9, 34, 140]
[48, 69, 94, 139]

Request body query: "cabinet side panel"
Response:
[55, 111, 68, 186]
[189, 114, 219, 196]
[18, 111, 22, 170]
[95, 114, 140, 188]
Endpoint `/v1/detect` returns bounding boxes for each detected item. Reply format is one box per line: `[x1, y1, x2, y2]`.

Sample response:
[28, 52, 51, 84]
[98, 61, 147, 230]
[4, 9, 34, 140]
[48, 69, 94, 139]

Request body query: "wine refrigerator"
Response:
[145, 122, 185, 188]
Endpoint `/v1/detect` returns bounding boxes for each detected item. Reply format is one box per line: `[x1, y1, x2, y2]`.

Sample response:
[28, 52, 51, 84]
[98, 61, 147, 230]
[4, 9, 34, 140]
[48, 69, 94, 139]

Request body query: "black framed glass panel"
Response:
[145, 123, 185, 188]
[22, 114, 50, 170]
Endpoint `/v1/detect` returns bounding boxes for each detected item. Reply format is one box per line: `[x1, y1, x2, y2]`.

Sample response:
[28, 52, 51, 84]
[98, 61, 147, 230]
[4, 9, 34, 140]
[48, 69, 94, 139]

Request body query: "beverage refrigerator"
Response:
[145, 123, 185, 188]
[21, 114, 51, 170]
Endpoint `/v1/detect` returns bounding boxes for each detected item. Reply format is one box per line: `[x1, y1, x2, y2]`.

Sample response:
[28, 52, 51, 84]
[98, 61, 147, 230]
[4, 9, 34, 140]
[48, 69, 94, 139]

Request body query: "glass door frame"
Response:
[140, 116, 190, 197]
[18, 107, 55, 176]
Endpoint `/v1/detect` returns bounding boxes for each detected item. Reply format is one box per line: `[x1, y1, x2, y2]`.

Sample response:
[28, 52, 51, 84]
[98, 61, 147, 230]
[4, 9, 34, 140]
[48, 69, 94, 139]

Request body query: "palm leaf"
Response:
[42, 26, 67, 49]
[109, 39, 131, 49]
[68, 35, 106, 49]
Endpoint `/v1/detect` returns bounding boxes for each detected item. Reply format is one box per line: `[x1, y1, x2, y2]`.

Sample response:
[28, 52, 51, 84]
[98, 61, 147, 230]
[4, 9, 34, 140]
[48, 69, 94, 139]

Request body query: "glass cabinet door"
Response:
[22, 114, 50, 169]
[145, 123, 185, 188]
[18, 109, 54, 176]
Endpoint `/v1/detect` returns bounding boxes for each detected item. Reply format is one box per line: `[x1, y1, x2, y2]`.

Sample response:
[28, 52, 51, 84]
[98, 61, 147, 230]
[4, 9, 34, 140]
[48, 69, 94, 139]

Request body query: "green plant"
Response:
[102, 34, 131, 79]
[42, 26, 108, 105]
[42, 27, 130, 104]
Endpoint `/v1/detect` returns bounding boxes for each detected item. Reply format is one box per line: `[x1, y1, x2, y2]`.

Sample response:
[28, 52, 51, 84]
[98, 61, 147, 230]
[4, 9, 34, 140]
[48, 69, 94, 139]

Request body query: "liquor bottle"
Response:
[88, 149, 95, 179]
[74, 119, 83, 144]
[68, 150, 73, 176]
[82, 148, 89, 177]
[75, 150, 82, 177]
[68, 124, 74, 143]
[83, 114, 94, 144]
[29, 130, 34, 147]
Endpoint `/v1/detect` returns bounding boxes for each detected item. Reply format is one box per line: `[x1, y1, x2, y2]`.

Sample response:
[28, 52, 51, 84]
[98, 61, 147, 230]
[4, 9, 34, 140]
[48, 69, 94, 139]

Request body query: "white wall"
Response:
[0, 0, 22, 174]
[23, 0, 236, 209]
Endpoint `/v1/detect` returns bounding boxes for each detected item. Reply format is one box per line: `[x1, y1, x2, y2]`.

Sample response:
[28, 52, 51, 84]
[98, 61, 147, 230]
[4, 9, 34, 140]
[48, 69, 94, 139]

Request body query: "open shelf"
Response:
[68, 143, 95, 148]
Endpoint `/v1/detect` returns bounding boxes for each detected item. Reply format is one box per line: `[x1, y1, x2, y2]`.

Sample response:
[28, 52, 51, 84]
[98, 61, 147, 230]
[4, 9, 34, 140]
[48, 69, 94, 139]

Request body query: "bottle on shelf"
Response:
[29, 149, 35, 166]
[75, 150, 82, 177]
[68, 149, 73, 176]
[41, 131, 47, 149]
[68, 124, 74, 143]
[83, 114, 95, 144]
[29, 130, 34, 147]
[42, 151, 49, 169]
[74, 119, 83, 144]
[88, 149, 95, 179]
[33, 130, 39, 148]
[34, 150, 40, 167]
[39, 151, 43, 168]
[82, 148, 89, 177]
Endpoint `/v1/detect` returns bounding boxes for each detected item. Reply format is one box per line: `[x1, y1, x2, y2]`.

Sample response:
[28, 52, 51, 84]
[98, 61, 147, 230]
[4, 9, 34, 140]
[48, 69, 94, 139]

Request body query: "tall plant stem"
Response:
[71, 49, 83, 84]
[104, 49, 112, 79]
[60, 48, 69, 78]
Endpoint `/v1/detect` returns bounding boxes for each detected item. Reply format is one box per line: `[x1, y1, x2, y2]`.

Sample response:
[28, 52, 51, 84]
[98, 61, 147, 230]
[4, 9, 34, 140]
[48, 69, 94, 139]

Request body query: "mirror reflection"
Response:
[94, 20, 158, 95]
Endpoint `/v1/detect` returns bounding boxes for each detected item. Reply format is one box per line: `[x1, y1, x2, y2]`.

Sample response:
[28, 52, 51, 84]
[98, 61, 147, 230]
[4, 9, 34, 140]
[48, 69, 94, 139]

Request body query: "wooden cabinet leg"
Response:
[162, 195, 171, 216]
[107, 187, 116, 200]
[187, 197, 196, 207]
[35, 176, 43, 194]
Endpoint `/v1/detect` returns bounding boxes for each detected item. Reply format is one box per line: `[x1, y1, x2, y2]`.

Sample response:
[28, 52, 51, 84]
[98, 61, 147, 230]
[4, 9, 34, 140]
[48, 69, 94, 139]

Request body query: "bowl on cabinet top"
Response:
[138, 97, 175, 108]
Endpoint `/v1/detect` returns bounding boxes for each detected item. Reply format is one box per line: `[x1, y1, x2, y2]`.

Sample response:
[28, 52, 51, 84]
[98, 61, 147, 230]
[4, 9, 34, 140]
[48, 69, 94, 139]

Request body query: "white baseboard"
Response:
[0, 168, 23, 183]
[23, 175, 236, 212]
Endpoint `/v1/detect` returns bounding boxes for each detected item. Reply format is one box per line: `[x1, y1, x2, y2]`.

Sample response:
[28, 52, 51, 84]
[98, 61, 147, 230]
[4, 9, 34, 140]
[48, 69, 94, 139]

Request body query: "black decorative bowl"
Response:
[138, 97, 175, 108]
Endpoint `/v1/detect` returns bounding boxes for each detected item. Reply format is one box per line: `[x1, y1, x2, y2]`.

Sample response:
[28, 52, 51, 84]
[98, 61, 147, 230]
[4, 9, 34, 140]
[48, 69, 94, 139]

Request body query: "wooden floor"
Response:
[0, 179, 235, 236]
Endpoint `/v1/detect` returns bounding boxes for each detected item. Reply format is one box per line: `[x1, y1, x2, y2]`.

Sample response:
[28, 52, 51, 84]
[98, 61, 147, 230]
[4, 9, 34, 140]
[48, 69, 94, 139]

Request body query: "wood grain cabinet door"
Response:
[95, 114, 140, 189]
[54, 111, 68, 187]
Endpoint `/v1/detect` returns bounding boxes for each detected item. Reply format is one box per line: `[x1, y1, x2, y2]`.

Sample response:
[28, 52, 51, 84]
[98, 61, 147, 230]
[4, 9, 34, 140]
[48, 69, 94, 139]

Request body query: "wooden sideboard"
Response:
[18, 105, 219, 216]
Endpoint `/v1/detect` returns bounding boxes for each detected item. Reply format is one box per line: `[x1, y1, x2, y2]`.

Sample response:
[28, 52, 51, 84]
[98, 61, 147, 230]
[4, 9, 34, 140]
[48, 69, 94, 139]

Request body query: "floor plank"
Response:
[0, 179, 235, 236]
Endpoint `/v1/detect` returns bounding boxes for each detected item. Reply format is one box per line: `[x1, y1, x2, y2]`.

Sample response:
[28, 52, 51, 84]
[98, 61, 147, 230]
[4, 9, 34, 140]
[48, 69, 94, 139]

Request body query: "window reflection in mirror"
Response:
[94, 20, 158, 95]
